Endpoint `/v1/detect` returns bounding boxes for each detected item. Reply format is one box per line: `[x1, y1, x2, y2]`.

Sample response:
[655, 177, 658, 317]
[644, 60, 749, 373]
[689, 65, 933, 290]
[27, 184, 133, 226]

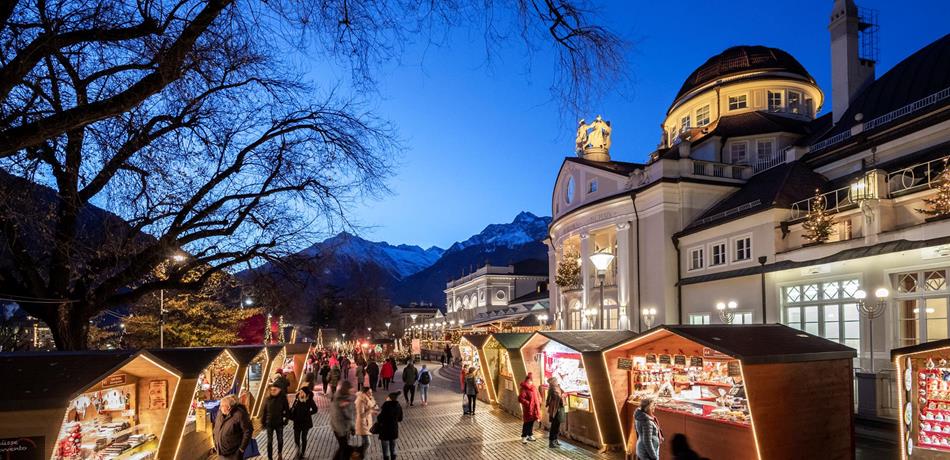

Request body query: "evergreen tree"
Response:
[917, 159, 950, 217]
[802, 188, 836, 243]
[556, 248, 582, 289]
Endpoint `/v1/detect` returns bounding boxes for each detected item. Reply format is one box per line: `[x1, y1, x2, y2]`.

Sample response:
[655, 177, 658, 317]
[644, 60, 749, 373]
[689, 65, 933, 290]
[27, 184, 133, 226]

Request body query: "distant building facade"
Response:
[444, 263, 547, 325]
[548, 0, 950, 419]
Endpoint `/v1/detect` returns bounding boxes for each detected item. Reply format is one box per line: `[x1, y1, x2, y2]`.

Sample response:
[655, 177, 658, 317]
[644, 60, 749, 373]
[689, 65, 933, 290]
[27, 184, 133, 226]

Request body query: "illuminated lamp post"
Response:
[855, 288, 889, 372]
[716, 301, 738, 324]
[641, 307, 657, 329]
[589, 250, 615, 329]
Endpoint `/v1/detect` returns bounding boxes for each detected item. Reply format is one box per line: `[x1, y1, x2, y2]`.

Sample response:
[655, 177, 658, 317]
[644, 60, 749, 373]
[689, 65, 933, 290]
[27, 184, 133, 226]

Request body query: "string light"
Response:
[802, 188, 835, 243]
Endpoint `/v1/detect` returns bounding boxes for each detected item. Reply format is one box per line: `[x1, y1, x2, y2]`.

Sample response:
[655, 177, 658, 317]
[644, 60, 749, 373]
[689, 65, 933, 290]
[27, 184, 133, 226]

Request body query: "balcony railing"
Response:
[789, 185, 857, 221]
[752, 146, 790, 173]
[690, 160, 746, 179]
[888, 154, 950, 196]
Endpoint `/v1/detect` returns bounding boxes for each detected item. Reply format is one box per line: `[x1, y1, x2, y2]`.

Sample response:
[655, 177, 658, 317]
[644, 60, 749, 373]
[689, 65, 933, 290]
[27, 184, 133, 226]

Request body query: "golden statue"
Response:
[576, 115, 612, 161]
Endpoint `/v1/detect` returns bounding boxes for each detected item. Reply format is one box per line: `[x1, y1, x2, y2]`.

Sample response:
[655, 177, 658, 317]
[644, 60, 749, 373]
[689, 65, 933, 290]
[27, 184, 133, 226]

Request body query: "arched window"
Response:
[569, 300, 583, 330]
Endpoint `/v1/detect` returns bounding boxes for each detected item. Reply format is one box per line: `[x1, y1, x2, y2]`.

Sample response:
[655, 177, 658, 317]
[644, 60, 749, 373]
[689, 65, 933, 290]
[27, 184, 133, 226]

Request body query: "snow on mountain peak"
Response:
[309, 232, 444, 279]
[447, 211, 551, 253]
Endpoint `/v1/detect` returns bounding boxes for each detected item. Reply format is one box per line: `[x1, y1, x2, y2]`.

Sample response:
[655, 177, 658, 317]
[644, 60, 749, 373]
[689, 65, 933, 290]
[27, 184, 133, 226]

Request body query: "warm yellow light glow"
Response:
[738, 363, 763, 460]
[896, 353, 908, 460]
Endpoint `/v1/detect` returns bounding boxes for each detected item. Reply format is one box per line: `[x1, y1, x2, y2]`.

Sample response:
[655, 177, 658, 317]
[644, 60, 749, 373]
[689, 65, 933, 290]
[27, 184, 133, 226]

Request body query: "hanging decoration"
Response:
[278, 315, 286, 343]
[264, 313, 273, 344]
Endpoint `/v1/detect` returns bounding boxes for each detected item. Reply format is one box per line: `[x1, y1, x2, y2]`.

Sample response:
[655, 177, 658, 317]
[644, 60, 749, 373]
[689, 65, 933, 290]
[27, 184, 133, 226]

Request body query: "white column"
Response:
[548, 244, 561, 329]
[580, 232, 591, 329]
[616, 222, 631, 330]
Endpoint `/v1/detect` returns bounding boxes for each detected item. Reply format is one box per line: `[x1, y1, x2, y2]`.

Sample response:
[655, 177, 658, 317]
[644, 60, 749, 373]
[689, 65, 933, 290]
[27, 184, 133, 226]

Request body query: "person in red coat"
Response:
[518, 372, 542, 444]
[380, 360, 395, 390]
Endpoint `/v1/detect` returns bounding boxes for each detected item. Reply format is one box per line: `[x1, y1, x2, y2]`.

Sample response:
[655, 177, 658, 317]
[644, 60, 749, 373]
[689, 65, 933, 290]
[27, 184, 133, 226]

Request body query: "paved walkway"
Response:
[248, 362, 619, 459]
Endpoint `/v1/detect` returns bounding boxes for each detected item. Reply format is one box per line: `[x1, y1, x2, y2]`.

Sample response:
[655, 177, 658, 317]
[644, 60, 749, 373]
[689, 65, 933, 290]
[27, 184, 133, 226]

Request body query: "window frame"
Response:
[689, 314, 711, 325]
[727, 93, 748, 111]
[756, 138, 775, 163]
[680, 114, 691, 133]
[767, 90, 784, 112]
[709, 240, 728, 267]
[695, 105, 711, 127]
[688, 246, 705, 272]
[781, 278, 863, 351]
[729, 141, 749, 164]
[891, 268, 950, 346]
[588, 179, 599, 194]
[731, 234, 752, 263]
[787, 90, 804, 114]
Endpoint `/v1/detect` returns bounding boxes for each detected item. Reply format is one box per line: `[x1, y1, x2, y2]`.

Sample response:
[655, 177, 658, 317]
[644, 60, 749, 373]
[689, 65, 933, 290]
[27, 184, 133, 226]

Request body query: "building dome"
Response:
[671, 45, 814, 109]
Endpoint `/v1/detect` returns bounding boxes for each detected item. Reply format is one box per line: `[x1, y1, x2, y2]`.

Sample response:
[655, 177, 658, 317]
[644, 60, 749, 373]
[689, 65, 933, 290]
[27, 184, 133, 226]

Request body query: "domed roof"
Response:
[672, 45, 814, 106]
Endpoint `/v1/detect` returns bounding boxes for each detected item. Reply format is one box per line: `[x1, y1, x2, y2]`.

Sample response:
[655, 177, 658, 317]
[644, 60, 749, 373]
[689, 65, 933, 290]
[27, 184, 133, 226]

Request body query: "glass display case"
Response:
[626, 355, 749, 426]
[54, 384, 160, 460]
[542, 341, 590, 396]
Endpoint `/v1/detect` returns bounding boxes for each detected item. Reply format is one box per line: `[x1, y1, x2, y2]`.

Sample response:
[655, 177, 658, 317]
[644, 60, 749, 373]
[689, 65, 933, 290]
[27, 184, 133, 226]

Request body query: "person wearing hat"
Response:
[518, 372, 541, 444]
[272, 369, 290, 395]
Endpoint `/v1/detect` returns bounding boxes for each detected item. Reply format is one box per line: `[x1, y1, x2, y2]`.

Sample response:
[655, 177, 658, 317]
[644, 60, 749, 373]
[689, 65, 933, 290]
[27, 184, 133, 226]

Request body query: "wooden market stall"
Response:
[604, 325, 856, 459]
[483, 332, 532, 417]
[228, 345, 266, 412]
[279, 343, 311, 392]
[150, 347, 238, 460]
[459, 334, 493, 403]
[252, 345, 286, 418]
[892, 337, 950, 459]
[0, 350, 181, 460]
[521, 330, 636, 449]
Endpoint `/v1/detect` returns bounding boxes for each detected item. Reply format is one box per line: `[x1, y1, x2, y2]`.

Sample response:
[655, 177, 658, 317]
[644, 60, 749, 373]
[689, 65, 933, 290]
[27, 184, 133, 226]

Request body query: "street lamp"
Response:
[589, 250, 615, 329]
[243, 297, 254, 307]
[716, 300, 738, 324]
[642, 307, 657, 329]
[537, 312, 549, 330]
[855, 287, 889, 372]
[385, 322, 391, 337]
[584, 307, 598, 329]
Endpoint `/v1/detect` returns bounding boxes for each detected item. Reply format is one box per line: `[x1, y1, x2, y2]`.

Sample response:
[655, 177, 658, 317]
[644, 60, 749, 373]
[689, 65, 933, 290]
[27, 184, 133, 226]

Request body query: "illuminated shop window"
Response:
[782, 279, 861, 350]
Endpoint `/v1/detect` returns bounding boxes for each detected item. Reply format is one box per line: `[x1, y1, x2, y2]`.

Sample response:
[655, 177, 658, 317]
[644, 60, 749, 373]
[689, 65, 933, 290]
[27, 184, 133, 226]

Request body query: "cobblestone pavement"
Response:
[247, 362, 621, 460]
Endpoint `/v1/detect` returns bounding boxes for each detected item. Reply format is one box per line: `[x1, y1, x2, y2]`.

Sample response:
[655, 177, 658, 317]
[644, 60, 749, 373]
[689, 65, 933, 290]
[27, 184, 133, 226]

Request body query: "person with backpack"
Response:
[289, 389, 318, 459]
[417, 365, 432, 406]
[463, 367, 478, 415]
[401, 360, 418, 406]
[376, 392, 404, 460]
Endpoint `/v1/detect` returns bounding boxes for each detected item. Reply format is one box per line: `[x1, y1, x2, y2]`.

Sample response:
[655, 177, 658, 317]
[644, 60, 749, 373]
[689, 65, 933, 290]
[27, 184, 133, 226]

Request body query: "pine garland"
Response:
[802, 188, 836, 243]
[555, 248, 582, 288]
[917, 159, 950, 217]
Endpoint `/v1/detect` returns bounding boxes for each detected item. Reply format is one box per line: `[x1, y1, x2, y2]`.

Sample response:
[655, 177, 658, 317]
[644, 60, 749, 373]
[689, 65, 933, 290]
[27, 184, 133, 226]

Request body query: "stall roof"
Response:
[640, 325, 856, 364]
[266, 345, 284, 359]
[539, 330, 638, 353]
[461, 334, 491, 349]
[492, 332, 533, 350]
[149, 347, 226, 378]
[0, 351, 135, 411]
[891, 338, 950, 359]
[284, 343, 311, 354]
[229, 345, 266, 365]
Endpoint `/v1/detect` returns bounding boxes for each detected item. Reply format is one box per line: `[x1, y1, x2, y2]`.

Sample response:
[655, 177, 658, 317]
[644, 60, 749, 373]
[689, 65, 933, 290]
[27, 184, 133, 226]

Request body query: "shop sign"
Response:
[689, 356, 704, 368]
[658, 354, 671, 365]
[645, 354, 657, 364]
[617, 358, 634, 370]
[102, 374, 127, 388]
[0, 436, 44, 460]
[148, 380, 168, 409]
[673, 355, 687, 366]
[727, 361, 741, 377]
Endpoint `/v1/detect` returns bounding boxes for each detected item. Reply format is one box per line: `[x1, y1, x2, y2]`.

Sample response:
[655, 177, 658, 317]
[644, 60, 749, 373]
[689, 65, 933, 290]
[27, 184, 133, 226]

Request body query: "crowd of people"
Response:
[210, 344, 706, 460]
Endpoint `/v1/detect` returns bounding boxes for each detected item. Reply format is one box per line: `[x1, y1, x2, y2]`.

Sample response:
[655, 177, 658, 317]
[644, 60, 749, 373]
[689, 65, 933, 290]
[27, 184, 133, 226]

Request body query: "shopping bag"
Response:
[243, 438, 261, 458]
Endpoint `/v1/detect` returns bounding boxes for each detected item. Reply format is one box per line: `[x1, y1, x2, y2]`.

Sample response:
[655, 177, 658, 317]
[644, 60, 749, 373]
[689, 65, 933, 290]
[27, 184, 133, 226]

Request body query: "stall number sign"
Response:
[689, 356, 704, 368]
[673, 355, 687, 366]
[617, 358, 634, 370]
[102, 374, 127, 388]
[645, 354, 657, 364]
[0, 436, 44, 460]
[658, 355, 672, 365]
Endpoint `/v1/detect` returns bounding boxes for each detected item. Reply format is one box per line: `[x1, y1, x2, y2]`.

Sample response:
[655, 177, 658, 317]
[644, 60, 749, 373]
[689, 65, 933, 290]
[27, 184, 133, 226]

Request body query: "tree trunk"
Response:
[48, 302, 89, 350]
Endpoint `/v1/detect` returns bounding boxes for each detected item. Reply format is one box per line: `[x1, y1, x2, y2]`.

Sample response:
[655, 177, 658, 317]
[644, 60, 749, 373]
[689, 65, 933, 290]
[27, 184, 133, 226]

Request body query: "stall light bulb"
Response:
[874, 287, 890, 299]
[854, 289, 867, 300]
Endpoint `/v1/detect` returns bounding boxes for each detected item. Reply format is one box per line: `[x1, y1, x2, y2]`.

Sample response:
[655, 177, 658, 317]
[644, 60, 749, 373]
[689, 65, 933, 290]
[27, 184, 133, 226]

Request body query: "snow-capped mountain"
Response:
[446, 211, 552, 253]
[310, 232, 444, 280]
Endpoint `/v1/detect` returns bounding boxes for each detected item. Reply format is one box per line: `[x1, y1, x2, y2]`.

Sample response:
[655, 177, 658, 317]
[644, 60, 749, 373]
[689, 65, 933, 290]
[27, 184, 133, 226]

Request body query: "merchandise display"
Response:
[914, 358, 950, 453]
[53, 383, 160, 460]
[625, 356, 750, 426]
[185, 352, 238, 435]
[542, 342, 590, 396]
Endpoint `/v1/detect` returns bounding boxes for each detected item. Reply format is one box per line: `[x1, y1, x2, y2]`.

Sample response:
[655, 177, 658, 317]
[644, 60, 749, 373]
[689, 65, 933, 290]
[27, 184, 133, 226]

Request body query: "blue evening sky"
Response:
[307, 1, 948, 249]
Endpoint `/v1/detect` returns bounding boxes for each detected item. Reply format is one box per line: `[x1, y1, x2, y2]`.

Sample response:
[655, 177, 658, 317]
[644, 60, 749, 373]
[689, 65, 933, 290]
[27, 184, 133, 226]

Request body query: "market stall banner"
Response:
[101, 374, 127, 388]
[149, 380, 168, 409]
[0, 436, 44, 460]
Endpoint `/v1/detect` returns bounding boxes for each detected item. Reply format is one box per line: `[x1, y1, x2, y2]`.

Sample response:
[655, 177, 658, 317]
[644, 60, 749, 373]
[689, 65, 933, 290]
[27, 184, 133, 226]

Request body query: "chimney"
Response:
[829, 0, 876, 123]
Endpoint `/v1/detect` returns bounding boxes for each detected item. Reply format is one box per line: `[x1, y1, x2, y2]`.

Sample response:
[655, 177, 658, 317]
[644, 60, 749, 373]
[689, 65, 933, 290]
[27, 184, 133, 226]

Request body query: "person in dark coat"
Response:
[212, 395, 252, 460]
[340, 356, 351, 381]
[367, 360, 380, 390]
[272, 369, 291, 395]
[518, 373, 541, 444]
[376, 392, 404, 460]
[463, 367, 478, 415]
[401, 361, 418, 406]
[261, 385, 291, 460]
[671, 433, 707, 460]
[289, 389, 318, 459]
[319, 362, 331, 394]
[545, 377, 566, 448]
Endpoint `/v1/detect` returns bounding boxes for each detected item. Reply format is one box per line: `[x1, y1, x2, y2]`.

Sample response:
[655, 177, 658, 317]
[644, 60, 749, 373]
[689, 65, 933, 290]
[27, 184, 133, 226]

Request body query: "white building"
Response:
[547, 0, 950, 418]
[444, 262, 548, 325]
